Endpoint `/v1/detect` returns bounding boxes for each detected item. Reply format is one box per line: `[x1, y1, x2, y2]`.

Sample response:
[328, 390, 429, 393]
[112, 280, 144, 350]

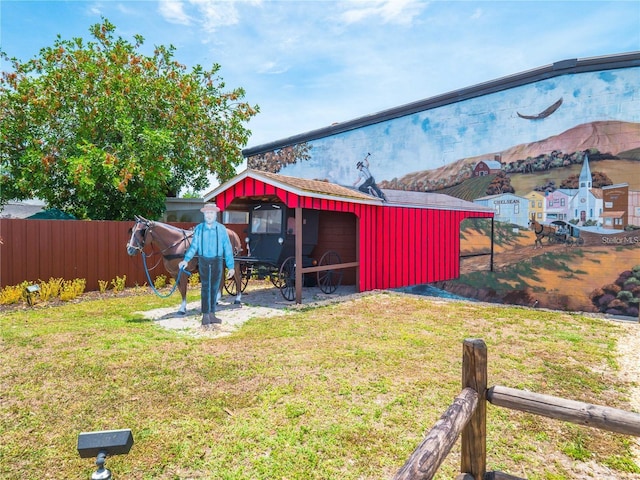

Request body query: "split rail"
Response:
[393, 338, 640, 480]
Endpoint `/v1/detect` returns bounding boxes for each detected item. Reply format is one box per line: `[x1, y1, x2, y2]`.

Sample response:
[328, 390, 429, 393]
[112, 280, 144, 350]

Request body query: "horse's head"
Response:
[126, 216, 153, 256]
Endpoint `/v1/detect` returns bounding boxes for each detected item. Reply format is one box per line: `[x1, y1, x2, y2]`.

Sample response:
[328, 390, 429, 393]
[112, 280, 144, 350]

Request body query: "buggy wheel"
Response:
[269, 268, 284, 289]
[279, 256, 296, 301]
[576, 237, 585, 246]
[224, 262, 249, 295]
[318, 250, 343, 294]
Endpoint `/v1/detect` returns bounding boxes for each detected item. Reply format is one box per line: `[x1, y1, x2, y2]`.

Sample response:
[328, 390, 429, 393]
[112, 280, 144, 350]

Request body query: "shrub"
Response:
[39, 277, 64, 301]
[60, 279, 86, 301]
[154, 275, 167, 290]
[616, 290, 634, 302]
[111, 275, 127, 293]
[589, 288, 604, 304]
[597, 294, 615, 309]
[602, 283, 621, 296]
[0, 282, 29, 305]
[98, 280, 109, 294]
[615, 270, 633, 286]
[608, 298, 628, 311]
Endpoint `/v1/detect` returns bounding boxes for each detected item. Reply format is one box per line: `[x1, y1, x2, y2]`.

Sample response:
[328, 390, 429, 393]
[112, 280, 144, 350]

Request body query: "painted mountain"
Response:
[379, 121, 640, 194]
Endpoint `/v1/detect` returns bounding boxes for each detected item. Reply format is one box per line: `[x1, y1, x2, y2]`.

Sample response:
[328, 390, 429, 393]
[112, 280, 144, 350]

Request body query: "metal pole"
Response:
[490, 218, 494, 273]
[91, 451, 111, 480]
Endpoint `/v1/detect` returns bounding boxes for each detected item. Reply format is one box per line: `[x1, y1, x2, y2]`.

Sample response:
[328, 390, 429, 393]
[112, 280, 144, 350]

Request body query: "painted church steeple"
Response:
[579, 154, 592, 189]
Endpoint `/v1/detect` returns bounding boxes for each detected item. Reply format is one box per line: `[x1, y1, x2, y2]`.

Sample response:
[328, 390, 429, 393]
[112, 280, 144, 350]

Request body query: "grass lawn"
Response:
[1, 288, 639, 479]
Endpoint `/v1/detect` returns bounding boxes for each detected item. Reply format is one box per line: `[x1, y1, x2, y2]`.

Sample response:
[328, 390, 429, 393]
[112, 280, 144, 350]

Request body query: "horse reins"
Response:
[129, 218, 193, 298]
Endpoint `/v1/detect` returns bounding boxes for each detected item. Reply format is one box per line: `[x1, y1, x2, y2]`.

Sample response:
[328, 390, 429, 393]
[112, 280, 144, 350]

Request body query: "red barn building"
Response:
[207, 169, 493, 301]
[473, 158, 503, 177]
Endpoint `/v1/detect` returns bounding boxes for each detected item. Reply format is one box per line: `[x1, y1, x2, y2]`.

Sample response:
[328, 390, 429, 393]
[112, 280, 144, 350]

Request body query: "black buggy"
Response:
[548, 220, 585, 246]
[224, 203, 343, 301]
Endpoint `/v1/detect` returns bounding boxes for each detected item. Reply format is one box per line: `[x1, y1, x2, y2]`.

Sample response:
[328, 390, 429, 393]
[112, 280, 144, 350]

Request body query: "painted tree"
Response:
[485, 171, 515, 195]
[560, 171, 613, 189]
[0, 19, 258, 220]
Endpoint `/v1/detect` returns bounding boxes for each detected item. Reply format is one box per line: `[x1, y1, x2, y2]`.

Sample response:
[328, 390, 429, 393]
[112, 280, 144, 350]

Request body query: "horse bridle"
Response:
[126, 217, 151, 253]
[128, 216, 194, 258]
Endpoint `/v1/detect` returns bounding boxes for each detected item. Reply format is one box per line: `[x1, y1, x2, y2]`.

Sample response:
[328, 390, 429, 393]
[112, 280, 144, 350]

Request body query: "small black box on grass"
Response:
[77, 429, 134, 458]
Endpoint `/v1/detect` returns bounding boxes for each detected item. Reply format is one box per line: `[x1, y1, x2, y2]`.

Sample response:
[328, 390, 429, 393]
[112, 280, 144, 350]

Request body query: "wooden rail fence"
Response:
[393, 338, 640, 480]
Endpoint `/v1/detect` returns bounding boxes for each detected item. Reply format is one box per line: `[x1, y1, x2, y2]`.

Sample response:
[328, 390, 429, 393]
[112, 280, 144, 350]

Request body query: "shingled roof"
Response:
[208, 169, 494, 213]
[208, 169, 382, 204]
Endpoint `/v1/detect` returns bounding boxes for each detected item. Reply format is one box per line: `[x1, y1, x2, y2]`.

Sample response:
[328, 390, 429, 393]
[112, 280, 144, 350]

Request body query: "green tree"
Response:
[0, 19, 258, 220]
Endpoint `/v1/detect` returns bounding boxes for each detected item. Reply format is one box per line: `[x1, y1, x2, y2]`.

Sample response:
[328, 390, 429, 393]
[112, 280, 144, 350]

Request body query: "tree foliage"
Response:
[485, 171, 515, 195]
[0, 19, 258, 220]
[560, 171, 613, 189]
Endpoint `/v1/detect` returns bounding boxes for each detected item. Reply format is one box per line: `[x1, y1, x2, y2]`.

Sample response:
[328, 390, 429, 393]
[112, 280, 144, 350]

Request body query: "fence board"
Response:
[393, 387, 479, 480]
[487, 385, 640, 437]
[0, 219, 197, 291]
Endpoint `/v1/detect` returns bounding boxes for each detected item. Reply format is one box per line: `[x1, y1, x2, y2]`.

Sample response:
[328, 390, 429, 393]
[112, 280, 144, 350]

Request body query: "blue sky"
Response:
[2, 0, 639, 152]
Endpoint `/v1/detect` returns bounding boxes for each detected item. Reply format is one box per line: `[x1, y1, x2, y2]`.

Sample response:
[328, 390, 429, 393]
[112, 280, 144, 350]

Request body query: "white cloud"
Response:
[257, 61, 290, 75]
[86, 1, 104, 16]
[158, 0, 193, 25]
[339, 0, 426, 25]
[470, 8, 483, 20]
[191, 0, 239, 31]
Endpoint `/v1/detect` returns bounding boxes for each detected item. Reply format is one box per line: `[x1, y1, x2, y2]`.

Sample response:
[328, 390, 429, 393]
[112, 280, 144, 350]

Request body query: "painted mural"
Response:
[247, 58, 640, 317]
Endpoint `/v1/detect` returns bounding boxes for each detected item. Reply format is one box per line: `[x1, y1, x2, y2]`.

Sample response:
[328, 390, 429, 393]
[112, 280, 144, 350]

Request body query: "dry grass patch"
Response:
[1, 291, 638, 479]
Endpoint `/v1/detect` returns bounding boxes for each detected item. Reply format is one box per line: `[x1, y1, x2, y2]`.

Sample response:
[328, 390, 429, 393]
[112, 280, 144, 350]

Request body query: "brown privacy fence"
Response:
[0, 218, 196, 291]
[393, 339, 640, 480]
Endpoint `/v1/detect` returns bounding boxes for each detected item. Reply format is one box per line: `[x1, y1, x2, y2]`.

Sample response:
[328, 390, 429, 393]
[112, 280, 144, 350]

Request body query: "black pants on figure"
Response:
[199, 256, 223, 324]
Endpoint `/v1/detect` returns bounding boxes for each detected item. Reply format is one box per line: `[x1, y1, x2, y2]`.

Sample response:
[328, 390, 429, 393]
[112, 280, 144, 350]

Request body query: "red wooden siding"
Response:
[213, 177, 493, 293]
[0, 180, 490, 294]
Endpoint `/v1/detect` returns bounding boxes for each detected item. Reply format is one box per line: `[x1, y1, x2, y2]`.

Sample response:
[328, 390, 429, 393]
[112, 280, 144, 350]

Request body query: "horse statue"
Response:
[528, 215, 555, 249]
[126, 216, 244, 315]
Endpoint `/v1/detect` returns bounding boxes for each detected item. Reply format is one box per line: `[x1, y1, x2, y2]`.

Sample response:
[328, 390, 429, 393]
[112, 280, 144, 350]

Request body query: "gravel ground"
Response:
[135, 285, 360, 338]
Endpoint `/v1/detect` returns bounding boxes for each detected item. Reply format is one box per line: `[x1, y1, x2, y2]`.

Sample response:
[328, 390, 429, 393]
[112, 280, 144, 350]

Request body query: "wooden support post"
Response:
[490, 218, 494, 273]
[460, 338, 487, 480]
[295, 207, 303, 304]
[355, 214, 360, 291]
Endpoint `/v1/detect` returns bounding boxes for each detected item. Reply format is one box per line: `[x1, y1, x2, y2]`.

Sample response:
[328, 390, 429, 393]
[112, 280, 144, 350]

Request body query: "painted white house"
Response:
[474, 193, 530, 227]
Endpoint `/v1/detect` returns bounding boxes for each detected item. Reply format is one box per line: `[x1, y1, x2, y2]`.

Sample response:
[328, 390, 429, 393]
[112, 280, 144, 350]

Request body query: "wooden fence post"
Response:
[460, 338, 487, 480]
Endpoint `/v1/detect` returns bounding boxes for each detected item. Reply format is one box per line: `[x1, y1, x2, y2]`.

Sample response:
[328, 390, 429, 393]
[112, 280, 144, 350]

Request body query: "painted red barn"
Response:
[473, 159, 503, 177]
[207, 169, 493, 301]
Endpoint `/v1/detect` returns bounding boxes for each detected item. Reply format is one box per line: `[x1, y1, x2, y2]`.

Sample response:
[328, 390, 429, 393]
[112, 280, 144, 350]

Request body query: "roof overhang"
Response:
[204, 169, 382, 207]
[205, 169, 494, 215]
